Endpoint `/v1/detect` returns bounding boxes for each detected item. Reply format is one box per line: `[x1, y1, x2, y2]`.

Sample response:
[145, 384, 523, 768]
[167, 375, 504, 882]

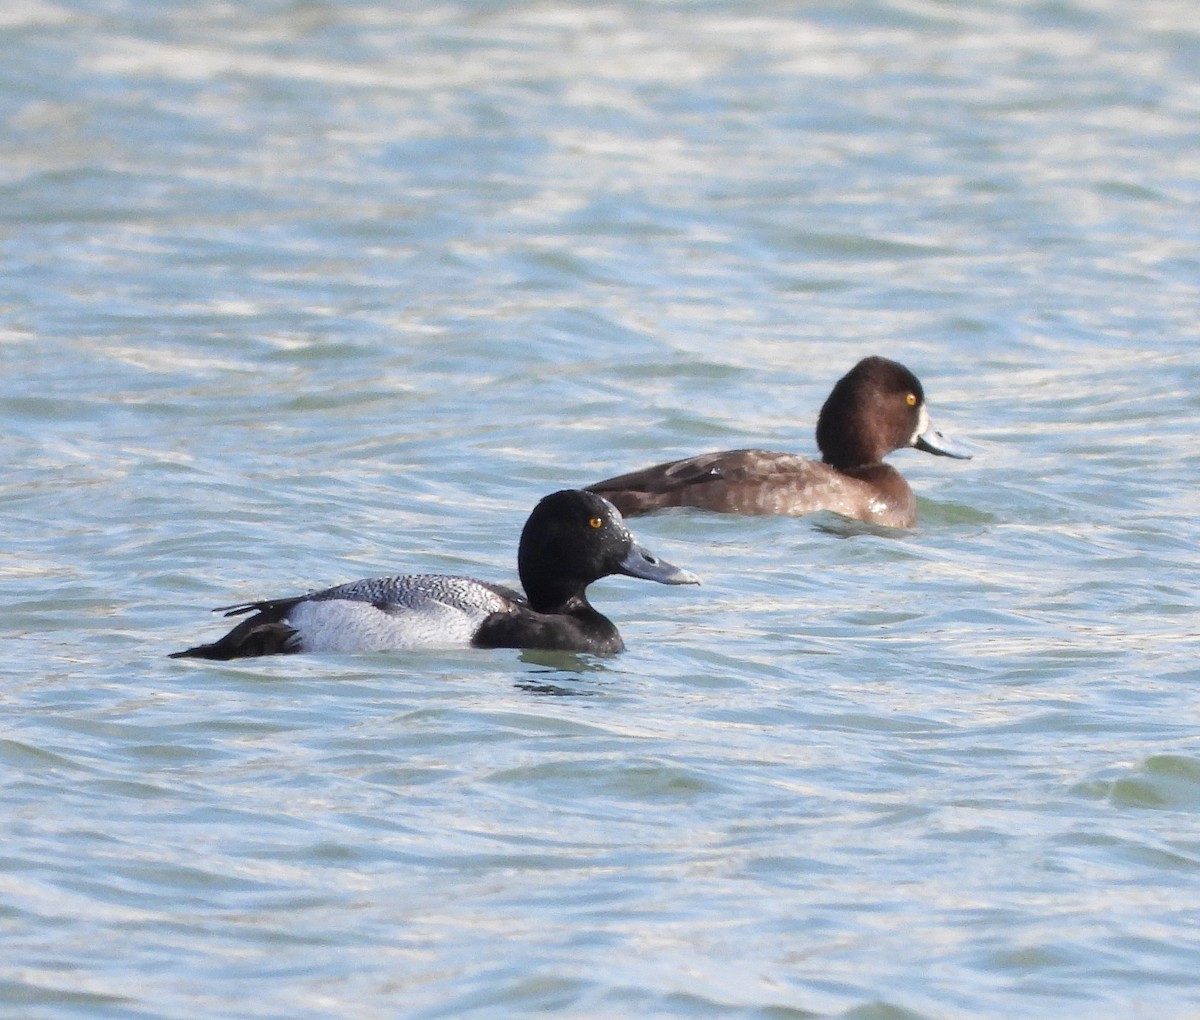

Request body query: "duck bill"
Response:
[618, 542, 701, 586]
[913, 425, 972, 459]
[910, 404, 972, 459]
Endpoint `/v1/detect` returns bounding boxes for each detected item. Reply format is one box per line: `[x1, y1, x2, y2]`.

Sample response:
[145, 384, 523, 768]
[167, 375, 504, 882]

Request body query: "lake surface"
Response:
[3, 1, 1199, 1017]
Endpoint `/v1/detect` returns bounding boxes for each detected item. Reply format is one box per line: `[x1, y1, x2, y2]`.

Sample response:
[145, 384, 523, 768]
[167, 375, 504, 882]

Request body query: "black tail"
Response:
[170, 603, 300, 660]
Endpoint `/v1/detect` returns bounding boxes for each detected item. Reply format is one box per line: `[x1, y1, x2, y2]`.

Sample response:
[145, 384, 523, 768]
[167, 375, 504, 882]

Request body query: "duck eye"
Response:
[588, 516, 604, 529]
[905, 392, 917, 407]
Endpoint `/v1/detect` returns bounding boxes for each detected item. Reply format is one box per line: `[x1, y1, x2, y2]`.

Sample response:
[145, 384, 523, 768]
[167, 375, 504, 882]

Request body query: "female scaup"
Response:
[170, 489, 700, 660]
[587, 356, 970, 528]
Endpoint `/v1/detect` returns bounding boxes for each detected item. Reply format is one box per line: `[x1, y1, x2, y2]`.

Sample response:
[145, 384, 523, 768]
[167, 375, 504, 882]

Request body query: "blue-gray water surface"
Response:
[3, 1, 1200, 1017]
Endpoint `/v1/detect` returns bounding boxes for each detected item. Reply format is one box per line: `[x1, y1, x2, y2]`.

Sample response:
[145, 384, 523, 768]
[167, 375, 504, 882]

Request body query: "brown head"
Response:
[815, 356, 970, 469]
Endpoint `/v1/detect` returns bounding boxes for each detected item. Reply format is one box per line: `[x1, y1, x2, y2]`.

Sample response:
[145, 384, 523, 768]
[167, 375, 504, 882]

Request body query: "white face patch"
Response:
[909, 403, 929, 446]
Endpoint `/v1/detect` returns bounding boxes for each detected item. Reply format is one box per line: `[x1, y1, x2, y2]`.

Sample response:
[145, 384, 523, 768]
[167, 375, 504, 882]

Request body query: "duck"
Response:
[586, 356, 970, 528]
[170, 489, 699, 659]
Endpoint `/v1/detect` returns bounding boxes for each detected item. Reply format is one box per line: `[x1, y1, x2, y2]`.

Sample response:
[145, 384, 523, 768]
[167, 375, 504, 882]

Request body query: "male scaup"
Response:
[170, 489, 700, 660]
[587, 356, 970, 528]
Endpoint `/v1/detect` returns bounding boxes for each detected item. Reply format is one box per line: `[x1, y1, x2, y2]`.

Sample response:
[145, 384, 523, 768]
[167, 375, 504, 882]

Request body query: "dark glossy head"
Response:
[815, 356, 971, 469]
[517, 489, 700, 612]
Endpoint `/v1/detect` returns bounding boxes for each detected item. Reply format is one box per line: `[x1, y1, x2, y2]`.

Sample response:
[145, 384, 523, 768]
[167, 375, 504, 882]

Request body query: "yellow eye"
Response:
[905, 392, 917, 406]
[589, 516, 603, 529]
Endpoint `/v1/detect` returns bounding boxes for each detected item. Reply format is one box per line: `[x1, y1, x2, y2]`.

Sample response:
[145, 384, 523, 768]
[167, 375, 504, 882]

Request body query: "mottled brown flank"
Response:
[591, 449, 917, 528]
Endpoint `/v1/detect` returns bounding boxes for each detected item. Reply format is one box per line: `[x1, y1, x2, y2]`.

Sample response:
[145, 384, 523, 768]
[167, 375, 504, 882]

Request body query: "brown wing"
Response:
[587, 449, 801, 516]
[588, 448, 916, 523]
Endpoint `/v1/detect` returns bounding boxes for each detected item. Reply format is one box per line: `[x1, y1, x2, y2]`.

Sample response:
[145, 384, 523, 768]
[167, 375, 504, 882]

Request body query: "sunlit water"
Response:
[3, 1, 1200, 1017]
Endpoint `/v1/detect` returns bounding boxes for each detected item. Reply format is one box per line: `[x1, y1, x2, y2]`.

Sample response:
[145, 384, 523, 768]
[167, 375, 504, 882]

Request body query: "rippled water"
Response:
[3, 1, 1200, 1017]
